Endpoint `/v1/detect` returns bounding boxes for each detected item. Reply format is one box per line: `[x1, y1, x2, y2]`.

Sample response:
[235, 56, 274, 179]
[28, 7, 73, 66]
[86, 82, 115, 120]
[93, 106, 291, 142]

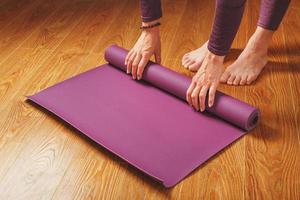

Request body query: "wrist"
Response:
[141, 19, 161, 33]
[141, 24, 160, 36]
[142, 19, 160, 27]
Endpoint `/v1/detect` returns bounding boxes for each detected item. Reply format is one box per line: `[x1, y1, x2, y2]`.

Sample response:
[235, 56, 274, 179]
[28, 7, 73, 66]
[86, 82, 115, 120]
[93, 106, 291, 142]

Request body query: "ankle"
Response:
[246, 37, 268, 55]
[206, 50, 225, 63]
[248, 27, 273, 51]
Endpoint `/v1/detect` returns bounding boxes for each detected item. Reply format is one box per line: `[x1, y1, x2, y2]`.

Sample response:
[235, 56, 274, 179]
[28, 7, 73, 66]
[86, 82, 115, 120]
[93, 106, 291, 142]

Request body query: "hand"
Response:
[186, 51, 225, 112]
[125, 21, 161, 80]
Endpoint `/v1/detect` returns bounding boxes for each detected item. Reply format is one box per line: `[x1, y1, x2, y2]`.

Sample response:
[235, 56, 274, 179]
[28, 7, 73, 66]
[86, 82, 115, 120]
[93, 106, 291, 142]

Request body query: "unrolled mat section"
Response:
[27, 45, 260, 187]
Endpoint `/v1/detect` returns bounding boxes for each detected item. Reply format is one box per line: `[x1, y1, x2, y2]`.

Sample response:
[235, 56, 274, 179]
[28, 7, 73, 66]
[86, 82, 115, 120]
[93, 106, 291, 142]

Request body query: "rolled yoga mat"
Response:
[27, 45, 260, 187]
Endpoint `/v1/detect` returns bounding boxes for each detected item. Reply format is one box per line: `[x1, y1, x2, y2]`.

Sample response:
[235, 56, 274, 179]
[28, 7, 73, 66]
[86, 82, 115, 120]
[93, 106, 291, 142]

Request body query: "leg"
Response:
[221, 0, 291, 85]
[182, 0, 246, 72]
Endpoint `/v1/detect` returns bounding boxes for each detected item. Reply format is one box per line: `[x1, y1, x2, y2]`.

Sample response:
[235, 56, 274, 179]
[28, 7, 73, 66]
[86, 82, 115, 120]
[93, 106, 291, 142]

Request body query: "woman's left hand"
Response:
[186, 51, 225, 112]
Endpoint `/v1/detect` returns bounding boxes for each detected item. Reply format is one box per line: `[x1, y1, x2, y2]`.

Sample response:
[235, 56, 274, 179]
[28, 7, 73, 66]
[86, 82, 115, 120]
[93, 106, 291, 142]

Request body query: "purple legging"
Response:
[140, 0, 290, 56]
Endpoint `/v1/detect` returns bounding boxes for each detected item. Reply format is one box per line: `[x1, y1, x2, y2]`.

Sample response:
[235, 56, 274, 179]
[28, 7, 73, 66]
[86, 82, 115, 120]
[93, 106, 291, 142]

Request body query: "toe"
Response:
[246, 74, 258, 85]
[240, 75, 248, 85]
[185, 60, 195, 69]
[227, 74, 236, 85]
[182, 53, 189, 63]
[220, 70, 230, 83]
[233, 76, 241, 85]
[188, 62, 201, 72]
[182, 58, 191, 68]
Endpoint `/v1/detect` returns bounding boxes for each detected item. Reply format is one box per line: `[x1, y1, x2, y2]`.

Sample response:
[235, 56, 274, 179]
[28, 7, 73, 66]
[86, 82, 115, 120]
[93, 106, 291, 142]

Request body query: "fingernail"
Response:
[137, 75, 141, 80]
[209, 101, 212, 107]
[126, 70, 129, 74]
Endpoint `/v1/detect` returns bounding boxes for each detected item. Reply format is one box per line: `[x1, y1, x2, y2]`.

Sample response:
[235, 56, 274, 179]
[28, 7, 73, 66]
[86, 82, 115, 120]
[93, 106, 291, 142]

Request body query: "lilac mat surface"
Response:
[27, 45, 260, 187]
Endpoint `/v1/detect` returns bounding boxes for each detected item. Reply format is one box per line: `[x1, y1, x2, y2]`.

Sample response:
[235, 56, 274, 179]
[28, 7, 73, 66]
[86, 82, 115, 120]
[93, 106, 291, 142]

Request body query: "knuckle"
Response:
[207, 74, 213, 80]
[142, 52, 149, 57]
[204, 79, 209, 85]
[199, 92, 205, 98]
[196, 82, 202, 87]
[132, 62, 138, 68]
[138, 64, 144, 69]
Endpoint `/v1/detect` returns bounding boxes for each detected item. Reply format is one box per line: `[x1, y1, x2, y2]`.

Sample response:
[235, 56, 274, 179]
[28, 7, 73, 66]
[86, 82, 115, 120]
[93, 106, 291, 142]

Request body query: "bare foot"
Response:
[221, 27, 273, 85]
[182, 41, 208, 72]
[220, 46, 267, 85]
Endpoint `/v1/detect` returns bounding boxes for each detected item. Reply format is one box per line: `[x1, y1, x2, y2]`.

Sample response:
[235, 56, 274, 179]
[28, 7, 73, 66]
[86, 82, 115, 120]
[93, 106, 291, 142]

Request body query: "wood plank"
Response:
[245, 0, 300, 199]
[54, 0, 125, 54]
[22, 0, 96, 50]
[0, 48, 52, 105]
[0, 50, 98, 199]
[0, 0, 66, 67]
[91, 0, 140, 53]
[0, 0, 299, 199]
[0, 0, 38, 30]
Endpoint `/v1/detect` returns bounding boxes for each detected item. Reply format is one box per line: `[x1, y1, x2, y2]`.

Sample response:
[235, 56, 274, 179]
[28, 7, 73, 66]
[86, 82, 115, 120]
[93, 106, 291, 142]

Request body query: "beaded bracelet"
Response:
[140, 22, 161, 30]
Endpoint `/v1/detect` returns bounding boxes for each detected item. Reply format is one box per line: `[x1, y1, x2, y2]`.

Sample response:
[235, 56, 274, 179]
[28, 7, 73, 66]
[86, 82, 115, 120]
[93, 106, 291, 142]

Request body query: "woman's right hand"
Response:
[125, 21, 161, 80]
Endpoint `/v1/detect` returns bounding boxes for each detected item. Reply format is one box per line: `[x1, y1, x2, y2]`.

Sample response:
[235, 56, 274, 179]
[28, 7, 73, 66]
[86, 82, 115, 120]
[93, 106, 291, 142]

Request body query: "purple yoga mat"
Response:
[27, 45, 260, 187]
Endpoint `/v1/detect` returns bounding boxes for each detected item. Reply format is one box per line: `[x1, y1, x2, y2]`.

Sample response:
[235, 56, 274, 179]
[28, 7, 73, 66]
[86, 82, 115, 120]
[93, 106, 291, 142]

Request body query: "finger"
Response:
[208, 84, 217, 107]
[199, 84, 209, 112]
[155, 49, 161, 64]
[132, 53, 142, 80]
[137, 54, 150, 80]
[125, 50, 133, 66]
[191, 85, 201, 111]
[127, 51, 136, 74]
[186, 80, 197, 106]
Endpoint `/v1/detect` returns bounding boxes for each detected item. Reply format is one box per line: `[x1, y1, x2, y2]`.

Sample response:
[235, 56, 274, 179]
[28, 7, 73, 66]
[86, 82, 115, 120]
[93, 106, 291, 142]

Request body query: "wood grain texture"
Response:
[0, 0, 299, 199]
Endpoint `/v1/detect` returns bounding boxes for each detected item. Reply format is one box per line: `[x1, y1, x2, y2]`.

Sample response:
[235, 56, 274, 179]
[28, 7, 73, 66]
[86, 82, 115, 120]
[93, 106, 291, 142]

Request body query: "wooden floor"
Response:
[0, 0, 299, 199]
